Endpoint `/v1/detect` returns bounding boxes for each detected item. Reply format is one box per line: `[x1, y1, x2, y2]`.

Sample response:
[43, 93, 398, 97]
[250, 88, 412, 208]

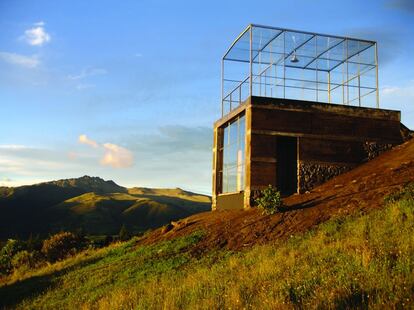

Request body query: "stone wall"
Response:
[298, 162, 354, 193]
[363, 142, 394, 161]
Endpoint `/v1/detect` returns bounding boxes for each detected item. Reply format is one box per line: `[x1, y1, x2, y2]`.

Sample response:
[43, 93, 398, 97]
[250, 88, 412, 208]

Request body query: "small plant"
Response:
[119, 224, 130, 241]
[0, 239, 24, 275]
[41, 232, 85, 262]
[255, 185, 283, 215]
[11, 250, 37, 271]
[384, 182, 414, 205]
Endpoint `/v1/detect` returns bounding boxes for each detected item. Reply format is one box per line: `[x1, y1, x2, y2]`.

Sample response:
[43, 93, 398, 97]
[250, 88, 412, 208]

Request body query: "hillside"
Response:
[0, 176, 211, 238]
[138, 137, 414, 250]
[0, 139, 413, 309]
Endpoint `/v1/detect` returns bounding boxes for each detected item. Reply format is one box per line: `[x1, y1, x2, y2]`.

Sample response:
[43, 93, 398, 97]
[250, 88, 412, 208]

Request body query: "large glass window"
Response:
[220, 114, 245, 193]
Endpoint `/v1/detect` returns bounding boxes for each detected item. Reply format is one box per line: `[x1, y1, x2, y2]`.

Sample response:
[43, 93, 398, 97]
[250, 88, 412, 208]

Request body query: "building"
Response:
[212, 24, 408, 210]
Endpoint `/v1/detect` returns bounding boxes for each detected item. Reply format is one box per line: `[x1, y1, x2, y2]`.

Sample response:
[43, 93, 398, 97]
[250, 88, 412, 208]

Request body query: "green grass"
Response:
[1, 185, 413, 309]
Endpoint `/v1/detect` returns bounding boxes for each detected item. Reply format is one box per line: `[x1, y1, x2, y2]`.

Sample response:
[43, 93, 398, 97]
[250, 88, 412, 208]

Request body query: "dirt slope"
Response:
[139, 138, 414, 251]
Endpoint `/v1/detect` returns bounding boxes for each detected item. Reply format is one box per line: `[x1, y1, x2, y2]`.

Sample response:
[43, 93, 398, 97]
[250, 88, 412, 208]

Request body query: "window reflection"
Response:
[219, 114, 245, 193]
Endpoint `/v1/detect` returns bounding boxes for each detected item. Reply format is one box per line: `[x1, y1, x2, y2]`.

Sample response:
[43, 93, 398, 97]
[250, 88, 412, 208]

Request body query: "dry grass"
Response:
[1, 186, 413, 309]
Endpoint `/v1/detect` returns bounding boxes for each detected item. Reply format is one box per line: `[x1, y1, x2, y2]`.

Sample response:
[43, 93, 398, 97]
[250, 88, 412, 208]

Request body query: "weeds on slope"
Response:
[2, 183, 413, 309]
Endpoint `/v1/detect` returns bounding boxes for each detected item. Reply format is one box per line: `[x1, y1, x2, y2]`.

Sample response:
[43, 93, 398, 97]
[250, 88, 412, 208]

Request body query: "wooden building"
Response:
[212, 25, 407, 210]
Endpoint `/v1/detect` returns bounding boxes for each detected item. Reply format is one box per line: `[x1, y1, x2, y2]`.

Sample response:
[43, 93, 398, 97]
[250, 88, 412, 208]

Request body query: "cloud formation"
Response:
[68, 68, 107, 80]
[78, 134, 98, 148]
[101, 143, 134, 168]
[76, 83, 95, 90]
[381, 80, 414, 128]
[0, 52, 39, 68]
[23, 22, 51, 46]
[381, 80, 414, 98]
[78, 134, 134, 168]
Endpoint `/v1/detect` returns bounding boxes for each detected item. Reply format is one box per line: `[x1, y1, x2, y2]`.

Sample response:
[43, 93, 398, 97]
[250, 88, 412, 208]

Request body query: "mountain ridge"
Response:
[0, 176, 211, 239]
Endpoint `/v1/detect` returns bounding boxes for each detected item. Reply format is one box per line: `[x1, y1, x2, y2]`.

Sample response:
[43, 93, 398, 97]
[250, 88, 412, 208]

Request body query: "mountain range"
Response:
[0, 176, 211, 239]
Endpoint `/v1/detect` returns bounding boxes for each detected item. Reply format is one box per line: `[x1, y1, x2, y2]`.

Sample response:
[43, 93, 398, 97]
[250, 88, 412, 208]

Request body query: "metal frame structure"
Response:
[221, 24, 379, 116]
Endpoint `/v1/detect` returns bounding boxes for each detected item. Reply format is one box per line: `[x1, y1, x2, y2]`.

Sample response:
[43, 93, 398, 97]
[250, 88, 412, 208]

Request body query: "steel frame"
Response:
[221, 24, 379, 116]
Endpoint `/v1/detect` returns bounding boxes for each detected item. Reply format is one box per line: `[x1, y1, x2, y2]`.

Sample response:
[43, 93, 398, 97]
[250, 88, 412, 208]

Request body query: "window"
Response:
[220, 114, 245, 193]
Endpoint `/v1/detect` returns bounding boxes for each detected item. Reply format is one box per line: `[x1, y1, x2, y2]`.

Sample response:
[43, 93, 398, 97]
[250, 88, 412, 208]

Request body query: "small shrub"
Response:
[26, 234, 43, 252]
[119, 225, 130, 241]
[41, 232, 85, 262]
[255, 185, 283, 215]
[11, 250, 37, 271]
[0, 239, 24, 275]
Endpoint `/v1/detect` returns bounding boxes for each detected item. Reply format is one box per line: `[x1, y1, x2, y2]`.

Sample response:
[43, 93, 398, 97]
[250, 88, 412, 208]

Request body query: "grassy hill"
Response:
[0, 139, 413, 309]
[0, 176, 211, 239]
[0, 183, 412, 309]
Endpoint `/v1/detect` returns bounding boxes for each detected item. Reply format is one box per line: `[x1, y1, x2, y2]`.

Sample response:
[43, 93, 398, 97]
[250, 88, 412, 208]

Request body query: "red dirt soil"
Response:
[138, 138, 414, 251]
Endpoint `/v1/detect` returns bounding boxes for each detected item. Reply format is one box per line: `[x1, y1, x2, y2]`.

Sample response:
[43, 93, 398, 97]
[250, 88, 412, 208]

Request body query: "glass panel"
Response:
[220, 114, 246, 193]
[227, 167, 237, 193]
[222, 25, 378, 115]
[229, 120, 238, 145]
[223, 126, 229, 146]
[225, 28, 251, 62]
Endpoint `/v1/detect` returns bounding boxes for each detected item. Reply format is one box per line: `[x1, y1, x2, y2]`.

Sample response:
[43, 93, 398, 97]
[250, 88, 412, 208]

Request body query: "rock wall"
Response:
[298, 162, 354, 193]
[363, 142, 394, 161]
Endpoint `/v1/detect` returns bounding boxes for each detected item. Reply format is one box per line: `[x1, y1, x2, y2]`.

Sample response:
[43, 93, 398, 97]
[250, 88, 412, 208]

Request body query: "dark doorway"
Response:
[276, 136, 298, 196]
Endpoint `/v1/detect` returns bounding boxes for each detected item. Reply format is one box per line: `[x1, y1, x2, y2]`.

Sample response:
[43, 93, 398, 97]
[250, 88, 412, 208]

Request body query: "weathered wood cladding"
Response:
[212, 96, 404, 210]
[299, 138, 367, 164]
[251, 106, 402, 144]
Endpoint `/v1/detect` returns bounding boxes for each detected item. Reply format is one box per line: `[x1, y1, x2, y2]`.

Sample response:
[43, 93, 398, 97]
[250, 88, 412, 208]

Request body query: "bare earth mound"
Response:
[139, 138, 414, 251]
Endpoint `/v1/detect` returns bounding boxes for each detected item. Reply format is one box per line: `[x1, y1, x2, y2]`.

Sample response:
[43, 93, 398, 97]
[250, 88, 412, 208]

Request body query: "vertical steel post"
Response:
[283, 31, 286, 99]
[375, 42, 379, 108]
[315, 36, 318, 102]
[221, 58, 224, 117]
[328, 71, 331, 103]
[249, 25, 253, 98]
[358, 50, 361, 107]
[346, 39, 349, 105]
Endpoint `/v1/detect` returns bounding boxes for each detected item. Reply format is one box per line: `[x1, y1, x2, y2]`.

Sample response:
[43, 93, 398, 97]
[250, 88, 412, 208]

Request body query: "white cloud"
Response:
[68, 68, 107, 80]
[76, 83, 95, 90]
[23, 22, 51, 46]
[381, 81, 414, 98]
[0, 145, 84, 181]
[0, 144, 29, 150]
[78, 134, 99, 148]
[101, 143, 134, 168]
[78, 135, 134, 168]
[0, 52, 39, 68]
[381, 80, 414, 128]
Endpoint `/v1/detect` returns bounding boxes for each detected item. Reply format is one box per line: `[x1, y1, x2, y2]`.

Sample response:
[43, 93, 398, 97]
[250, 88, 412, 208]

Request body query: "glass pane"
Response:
[223, 126, 229, 146]
[227, 167, 237, 193]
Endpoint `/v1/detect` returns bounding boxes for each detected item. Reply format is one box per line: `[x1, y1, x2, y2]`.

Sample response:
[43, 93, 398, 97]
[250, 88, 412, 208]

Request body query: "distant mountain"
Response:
[0, 176, 211, 239]
[44, 175, 127, 194]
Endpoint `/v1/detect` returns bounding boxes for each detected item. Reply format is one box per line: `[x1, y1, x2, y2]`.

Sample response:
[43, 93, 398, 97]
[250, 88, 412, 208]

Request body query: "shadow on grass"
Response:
[334, 289, 370, 309]
[0, 255, 102, 308]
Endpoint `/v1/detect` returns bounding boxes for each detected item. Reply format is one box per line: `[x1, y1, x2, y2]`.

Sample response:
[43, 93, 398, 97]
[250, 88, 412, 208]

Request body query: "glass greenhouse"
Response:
[222, 24, 379, 116]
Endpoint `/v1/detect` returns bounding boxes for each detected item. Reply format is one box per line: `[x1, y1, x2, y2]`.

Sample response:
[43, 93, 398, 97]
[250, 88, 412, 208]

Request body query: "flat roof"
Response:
[223, 24, 376, 72]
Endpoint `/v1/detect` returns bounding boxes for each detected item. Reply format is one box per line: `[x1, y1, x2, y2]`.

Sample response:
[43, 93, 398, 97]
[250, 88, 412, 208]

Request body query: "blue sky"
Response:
[0, 0, 413, 194]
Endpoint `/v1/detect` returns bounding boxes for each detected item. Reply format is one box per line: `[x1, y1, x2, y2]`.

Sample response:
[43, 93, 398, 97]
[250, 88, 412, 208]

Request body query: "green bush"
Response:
[255, 185, 283, 215]
[41, 232, 85, 262]
[11, 250, 37, 271]
[119, 225, 130, 241]
[0, 239, 24, 275]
